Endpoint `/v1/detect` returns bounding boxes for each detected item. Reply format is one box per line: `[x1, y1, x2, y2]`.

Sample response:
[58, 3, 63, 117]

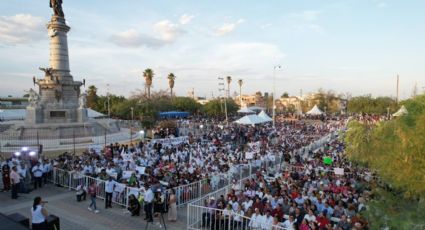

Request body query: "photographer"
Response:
[143, 185, 154, 222]
[153, 189, 165, 216]
[30, 196, 48, 230]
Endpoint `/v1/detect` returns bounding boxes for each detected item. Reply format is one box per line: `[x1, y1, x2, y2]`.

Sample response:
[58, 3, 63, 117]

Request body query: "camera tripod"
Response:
[145, 211, 167, 230]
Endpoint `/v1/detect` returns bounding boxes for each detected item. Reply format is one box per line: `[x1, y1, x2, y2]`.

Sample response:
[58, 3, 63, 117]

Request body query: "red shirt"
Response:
[316, 216, 330, 228]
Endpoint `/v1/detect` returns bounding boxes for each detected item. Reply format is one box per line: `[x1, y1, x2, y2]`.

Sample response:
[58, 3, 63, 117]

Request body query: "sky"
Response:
[0, 0, 424, 99]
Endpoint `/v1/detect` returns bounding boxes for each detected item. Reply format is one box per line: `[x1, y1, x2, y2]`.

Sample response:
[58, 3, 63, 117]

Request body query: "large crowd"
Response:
[200, 137, 374, 230]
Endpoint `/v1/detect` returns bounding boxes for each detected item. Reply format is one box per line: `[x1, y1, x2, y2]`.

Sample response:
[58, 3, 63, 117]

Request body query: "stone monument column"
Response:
[48, 16, 71, 77]
[26, 4, 85, 124]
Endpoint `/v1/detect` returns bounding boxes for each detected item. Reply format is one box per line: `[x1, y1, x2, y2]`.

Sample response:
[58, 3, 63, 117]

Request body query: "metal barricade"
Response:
[187, 204, 287, 230]
[53, 168, 71, 189]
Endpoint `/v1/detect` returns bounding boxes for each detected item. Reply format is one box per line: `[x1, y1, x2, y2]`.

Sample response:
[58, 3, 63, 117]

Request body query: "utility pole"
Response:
[396, 75, 399, 104]
[107, 83, 111, 120]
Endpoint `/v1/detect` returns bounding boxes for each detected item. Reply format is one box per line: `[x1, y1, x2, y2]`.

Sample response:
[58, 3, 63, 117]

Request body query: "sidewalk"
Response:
[0, 184, 187, 230]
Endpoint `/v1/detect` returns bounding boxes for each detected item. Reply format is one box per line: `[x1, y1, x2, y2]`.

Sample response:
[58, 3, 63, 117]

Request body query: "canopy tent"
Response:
[247, 106, 265, 112]
[393, 105, 408, 117]
[87, 108, 107, 118]
[159, 111, 189, 119]
[234, 114, 265, 125]
[306, 105, 323, 115]
[237, 107, 255, 114]
[258, 110, 272, 122]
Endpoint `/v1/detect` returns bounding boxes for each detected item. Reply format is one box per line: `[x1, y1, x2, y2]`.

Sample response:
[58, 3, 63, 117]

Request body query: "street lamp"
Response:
[130, 107, 134, 144]
[273, 65, 282, 128]
[218, 77, 228, 125]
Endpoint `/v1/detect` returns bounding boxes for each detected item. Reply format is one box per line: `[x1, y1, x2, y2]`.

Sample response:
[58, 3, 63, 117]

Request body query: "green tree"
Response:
[167, 73, 176, 98]
[203, 98, 238, 117]
[344, 94, 425, 228]
[171, 97, 201, 114]
[143, 68, 154, 99]
[281, 92, 289, 98]
[86, 85, 98, 109]
[347, 95, 397, 114]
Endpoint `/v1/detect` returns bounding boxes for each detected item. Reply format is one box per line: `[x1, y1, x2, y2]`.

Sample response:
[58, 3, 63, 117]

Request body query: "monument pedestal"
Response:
[77, 108, 88, 122]
[25, 106, 43, 124]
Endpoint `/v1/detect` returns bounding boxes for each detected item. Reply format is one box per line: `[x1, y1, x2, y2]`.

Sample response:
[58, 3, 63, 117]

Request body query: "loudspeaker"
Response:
[6, 213, 29, 228]
[46, 215, 60, 230]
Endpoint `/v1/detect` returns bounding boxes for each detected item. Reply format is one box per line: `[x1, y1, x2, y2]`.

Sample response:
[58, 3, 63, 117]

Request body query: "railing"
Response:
[187, 205, 287, 230]
[186, 131, 339, 229]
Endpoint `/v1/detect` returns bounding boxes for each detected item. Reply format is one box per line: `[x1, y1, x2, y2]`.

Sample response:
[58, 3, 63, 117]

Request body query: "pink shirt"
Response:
[10, 170, 20, 185]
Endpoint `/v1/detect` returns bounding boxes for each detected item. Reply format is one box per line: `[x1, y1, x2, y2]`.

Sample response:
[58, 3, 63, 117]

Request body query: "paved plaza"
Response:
[0, 184, 187, 230]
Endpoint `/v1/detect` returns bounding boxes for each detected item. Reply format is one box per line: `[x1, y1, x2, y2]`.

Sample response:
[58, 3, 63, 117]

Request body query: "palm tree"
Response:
[143, 68, 154, 99]
[167, 73, 176, 98]
[237, 79, 243, 106]
[226, 76, 232, 98]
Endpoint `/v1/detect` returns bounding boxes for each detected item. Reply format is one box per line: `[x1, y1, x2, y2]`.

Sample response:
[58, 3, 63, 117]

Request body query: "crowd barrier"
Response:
[187, 204, 287, 230]
[186, 131, 340, 229]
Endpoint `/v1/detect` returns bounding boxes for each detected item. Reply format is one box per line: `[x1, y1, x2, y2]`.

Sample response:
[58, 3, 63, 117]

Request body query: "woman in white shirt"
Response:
[31, 196, 48, 230]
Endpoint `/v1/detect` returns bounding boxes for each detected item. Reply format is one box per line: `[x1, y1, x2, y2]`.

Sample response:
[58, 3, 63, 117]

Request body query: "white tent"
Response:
[234, 114, 265, 125]
[237, 107, 255, 114]
[306, 105, 323, 115]
[258, 110, 272, 122]
[247, 106, 265, 112]
[393, 105, 408, 117]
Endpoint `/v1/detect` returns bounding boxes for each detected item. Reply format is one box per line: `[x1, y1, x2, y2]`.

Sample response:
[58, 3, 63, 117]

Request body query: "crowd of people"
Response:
[201, 137, 373, 230]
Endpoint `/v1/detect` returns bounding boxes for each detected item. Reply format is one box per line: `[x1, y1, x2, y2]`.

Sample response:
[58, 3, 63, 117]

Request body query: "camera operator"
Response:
[30, 196, 48, 230]
[153, 189, 165, 216]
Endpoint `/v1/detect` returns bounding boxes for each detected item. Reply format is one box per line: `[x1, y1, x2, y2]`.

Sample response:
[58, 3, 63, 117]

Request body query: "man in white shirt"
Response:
[249, 208, 263, 229]
[144, 185, 154, 222]
[105, 177, 115, 209]
[32, 162, 43, 189]
[262, 210, 273, 230]
[282, 215, 296, 230]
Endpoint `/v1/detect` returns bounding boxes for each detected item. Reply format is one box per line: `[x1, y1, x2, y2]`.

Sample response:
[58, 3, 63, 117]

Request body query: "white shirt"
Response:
[32, 165, 43, 177]
[249, 213, 263, 228]
[262, 215, 273, 230]
[144, 188, 154, 203]
[105, 180, 116, 193]
[31, 205, 45, 224]
[282, 220, 295, 230]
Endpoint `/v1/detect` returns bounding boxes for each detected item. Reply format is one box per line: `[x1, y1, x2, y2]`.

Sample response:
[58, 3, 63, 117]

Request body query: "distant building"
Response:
[235, 91, 269, 108]
[0, 97, 29, 109]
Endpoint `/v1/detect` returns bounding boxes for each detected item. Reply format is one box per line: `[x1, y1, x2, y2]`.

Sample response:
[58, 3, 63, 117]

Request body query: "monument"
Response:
[13, 0, 120, 140]
[26, 0, 87, 124]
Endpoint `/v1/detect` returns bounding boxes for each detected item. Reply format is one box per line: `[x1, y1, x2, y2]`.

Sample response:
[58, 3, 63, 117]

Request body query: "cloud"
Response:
[179, 14, 194, 25]
[153, 20, 185, 42]
[0, 14, 45, 45]
[109, 29, 164, 48]
[110, 20, 184, 48]
[290, 10, 321, 21]
[214, 19, 245, 36]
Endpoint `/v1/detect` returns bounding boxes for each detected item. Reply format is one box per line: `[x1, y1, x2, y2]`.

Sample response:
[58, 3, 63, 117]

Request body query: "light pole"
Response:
[272, 65, 281, 128]
[218, 77, 228, 125]
[106, 83, 111, 120]
[130, 107, 134, 144]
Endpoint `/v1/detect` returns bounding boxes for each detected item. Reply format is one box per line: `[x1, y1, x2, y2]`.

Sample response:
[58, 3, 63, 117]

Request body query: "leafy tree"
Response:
[86, 85, 98, 109]
[347, 95, 397, 114]
[171, 97, 201, 114]
[281, 92, 289, 98]
[344, 94, 425, 227]
[202, 98, 238, 117]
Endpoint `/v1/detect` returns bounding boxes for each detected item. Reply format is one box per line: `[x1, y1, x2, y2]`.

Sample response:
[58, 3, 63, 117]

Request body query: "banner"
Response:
[150, 136, 189, 146]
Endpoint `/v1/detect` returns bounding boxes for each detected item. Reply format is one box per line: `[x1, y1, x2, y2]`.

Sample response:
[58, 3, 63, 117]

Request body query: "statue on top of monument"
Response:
[50, 0, 64, 17]
[27, 88, 40, 106]
[79, 93, 87, 109]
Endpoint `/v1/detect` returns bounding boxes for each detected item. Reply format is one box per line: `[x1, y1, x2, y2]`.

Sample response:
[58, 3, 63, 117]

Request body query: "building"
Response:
[0, 97, 29, 109]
